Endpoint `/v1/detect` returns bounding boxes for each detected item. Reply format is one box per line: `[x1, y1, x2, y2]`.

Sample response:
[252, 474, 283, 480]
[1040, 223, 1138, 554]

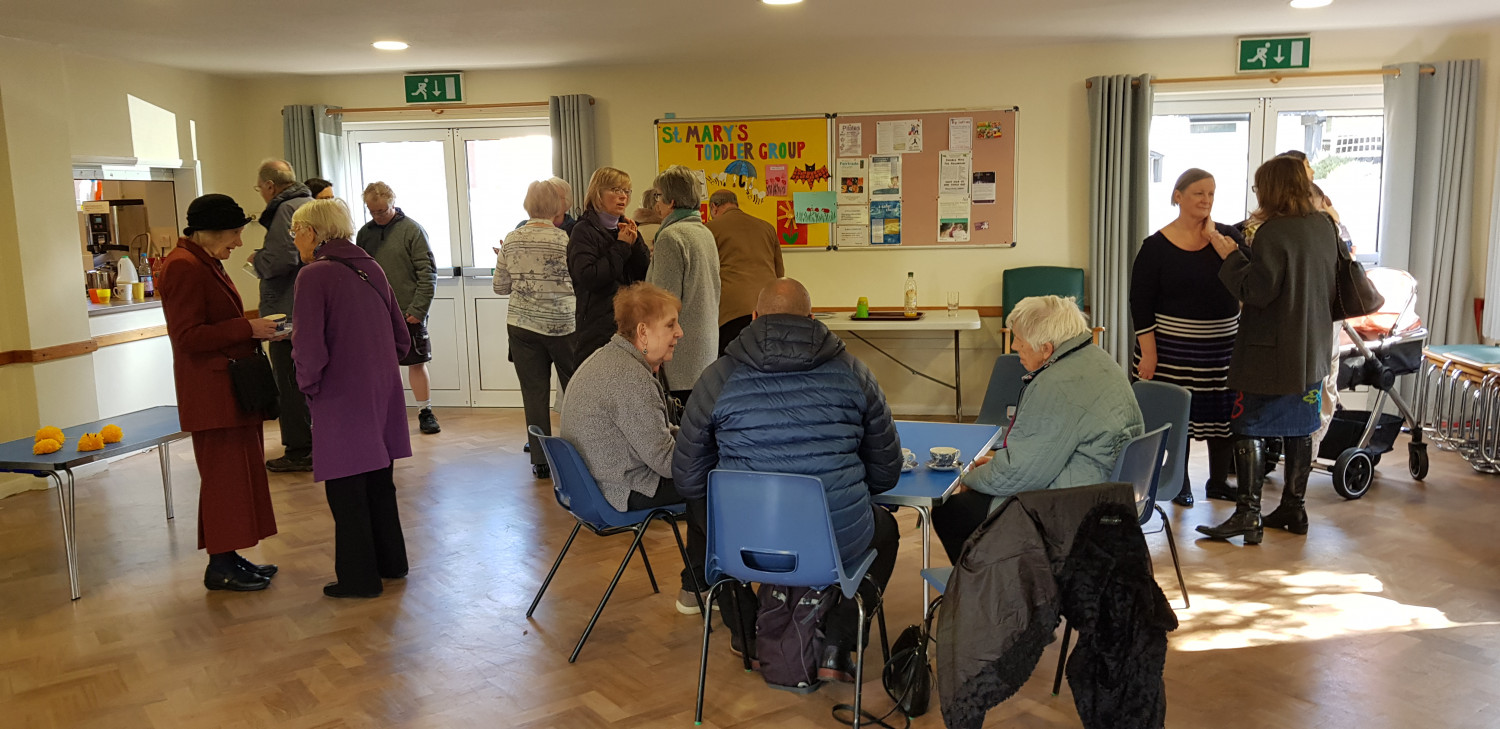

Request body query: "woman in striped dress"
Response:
[1131, 168, 1245, 506]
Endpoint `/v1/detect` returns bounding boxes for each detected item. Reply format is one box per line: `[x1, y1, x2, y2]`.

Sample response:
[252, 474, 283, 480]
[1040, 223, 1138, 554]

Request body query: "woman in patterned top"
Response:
[495, 177, 578, 479]
[1130, 168, 1245, 506]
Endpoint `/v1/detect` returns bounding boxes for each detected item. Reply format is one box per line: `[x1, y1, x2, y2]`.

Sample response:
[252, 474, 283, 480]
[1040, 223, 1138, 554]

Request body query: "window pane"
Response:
[355, 140, 453, 269]
[1148, 113, 1251, 235]
[466, 133, 553, 271]
[1275, 109, 1384, 256]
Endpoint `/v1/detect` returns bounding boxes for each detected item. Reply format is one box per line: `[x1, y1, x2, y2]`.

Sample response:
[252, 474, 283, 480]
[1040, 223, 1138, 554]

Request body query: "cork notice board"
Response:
[832, 108, 1017, 248]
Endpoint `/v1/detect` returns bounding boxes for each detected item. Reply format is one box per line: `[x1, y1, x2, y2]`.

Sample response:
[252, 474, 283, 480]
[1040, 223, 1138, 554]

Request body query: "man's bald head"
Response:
[754, 278, 813, 318]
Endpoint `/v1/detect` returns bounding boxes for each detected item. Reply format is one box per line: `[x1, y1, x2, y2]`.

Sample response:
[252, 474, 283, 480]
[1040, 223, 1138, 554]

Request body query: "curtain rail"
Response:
[1086, 66, 1436, 89]
[324, 100, 581, 116]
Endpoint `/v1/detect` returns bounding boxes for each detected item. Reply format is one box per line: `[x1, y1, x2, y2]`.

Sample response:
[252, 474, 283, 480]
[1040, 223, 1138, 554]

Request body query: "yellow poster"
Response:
[656, 117, 831, 247]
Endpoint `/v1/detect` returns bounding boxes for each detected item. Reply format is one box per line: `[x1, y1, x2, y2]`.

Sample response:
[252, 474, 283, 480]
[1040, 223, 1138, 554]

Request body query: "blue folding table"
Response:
[875, 420, 1002, 605]
[0, 406, 186, 600]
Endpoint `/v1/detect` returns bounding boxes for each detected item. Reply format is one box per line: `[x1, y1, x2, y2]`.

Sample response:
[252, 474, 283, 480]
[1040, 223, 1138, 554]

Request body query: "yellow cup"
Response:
[95, 288, 112, 303]
[132, 282, 146, 300]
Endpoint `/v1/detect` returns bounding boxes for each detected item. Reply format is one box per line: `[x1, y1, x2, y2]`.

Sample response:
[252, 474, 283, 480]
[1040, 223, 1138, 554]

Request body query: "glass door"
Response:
[346, 121, 553, 407]
[347, 128, 470, 407]
[1149, 99, 1261, 233]
[1267, 95, 1384, 259]
[455, 126, 554, 407]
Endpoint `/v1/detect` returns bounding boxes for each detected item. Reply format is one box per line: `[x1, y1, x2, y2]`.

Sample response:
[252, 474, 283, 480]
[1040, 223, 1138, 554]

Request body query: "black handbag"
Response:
[1328, 213, 1384, 320]
[226, 343, 280, 420]
[882, 622, 933, 717]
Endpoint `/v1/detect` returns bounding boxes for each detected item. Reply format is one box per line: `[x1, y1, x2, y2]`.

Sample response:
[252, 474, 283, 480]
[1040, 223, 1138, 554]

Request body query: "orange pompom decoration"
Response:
[101, 424, 123, 444]
[33, 438, 62, 455]
[35, 426, 65, 444]
[76, 433, 105, 452]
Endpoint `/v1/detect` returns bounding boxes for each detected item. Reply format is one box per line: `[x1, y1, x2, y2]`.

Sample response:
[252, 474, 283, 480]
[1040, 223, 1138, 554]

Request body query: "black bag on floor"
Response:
[755, 584, 835, 693]
[883, 610, 935, 716]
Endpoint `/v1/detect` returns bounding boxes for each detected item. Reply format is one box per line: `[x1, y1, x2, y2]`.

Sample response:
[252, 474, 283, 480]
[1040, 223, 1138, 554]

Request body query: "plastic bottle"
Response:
[904, 272, 917, 317]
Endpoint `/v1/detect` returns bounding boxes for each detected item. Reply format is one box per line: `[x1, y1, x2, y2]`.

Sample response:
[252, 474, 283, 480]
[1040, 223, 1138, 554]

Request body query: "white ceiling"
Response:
[2, 0, 1498, 76]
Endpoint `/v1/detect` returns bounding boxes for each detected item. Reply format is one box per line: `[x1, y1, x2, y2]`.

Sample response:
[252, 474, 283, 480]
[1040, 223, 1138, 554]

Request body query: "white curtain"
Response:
[1379, 60, 1481, 345]
[549, 95, 596, 218]
[282, 104, 347, 195]
[1087, 74, 1154, 367]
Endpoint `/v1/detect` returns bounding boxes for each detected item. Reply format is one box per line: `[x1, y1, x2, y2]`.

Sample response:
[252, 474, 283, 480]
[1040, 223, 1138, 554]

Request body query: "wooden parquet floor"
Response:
[2, 408, 1499, 728]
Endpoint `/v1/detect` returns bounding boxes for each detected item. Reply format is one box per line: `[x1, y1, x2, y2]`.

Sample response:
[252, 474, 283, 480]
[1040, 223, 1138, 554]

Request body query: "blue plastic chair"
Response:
[1132, 380, 1191, 503]
[975, 353, 1027, 428]
[695, 470, 888, 727]
[1108, 424, 1186, 607]
[525, 426, 703, 663]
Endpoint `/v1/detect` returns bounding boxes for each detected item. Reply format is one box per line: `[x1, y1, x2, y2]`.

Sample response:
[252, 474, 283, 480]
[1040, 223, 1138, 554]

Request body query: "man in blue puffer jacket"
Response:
[674, 277, 903, 683]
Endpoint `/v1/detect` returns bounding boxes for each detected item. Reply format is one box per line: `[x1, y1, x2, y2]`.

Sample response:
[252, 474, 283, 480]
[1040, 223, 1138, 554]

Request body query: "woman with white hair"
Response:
[291, 199, 413, 598]
[931, 295, 1145, 562]
[645, 165, 720, 402]
[495, 177, 578, 479]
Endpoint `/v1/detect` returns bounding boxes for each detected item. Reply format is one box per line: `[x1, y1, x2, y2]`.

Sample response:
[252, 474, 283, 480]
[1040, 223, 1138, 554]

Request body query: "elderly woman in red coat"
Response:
[290, 199, 413, 598]
[158, 194, 286, 592]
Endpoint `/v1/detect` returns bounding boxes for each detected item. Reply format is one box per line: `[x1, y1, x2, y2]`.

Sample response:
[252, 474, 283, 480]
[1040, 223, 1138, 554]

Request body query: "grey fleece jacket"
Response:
[559, 334, 677, 511]
[355, 209, 437, 320]
[645, 212, 720, 392]
[251, 183, 313, 318]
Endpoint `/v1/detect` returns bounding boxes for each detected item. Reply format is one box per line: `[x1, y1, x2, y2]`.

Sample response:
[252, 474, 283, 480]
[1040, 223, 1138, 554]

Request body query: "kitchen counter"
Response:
[86, 296, 162, 317]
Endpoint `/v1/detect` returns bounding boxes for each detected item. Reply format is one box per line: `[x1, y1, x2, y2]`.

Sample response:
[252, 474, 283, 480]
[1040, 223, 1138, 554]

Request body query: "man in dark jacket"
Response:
[674, 277, 903, 682]
[248, 159, 314, 472]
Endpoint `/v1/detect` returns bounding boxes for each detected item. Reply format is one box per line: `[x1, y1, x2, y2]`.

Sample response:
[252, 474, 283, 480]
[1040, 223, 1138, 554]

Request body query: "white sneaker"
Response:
[676, 588, 717, 614]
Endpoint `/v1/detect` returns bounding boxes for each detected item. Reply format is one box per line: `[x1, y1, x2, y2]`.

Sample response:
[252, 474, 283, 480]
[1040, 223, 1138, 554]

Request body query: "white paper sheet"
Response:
[838, 123, 863, 157]
[937, 195, 971, 242]
[949, 117, 973, 152]
[939, 151, 971, 196]
[837, 225, 871, 247]
[971, 171, 997, 204]
[837, 205, 868, 225]
[835, 158, 868, 205]
[875, 119, 922, 154]
[870, 155, 901, 198]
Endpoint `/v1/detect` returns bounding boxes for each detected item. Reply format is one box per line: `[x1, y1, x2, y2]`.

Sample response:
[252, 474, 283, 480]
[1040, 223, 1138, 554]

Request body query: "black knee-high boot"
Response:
[1172, 440, 1196, 506]
[1263, 435, 1312, 535]
[1205, 437, 1237, 501]
[1197, 437, 1264, 544]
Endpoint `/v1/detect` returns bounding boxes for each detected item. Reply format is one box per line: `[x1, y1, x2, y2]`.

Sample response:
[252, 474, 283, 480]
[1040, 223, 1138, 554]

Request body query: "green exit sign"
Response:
[404, 73, 464, 104]
[1238, 36, 1312, 73]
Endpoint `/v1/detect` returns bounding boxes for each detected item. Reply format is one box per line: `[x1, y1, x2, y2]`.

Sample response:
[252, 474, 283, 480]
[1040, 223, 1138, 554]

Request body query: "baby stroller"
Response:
[1311, 267, 1429, 498]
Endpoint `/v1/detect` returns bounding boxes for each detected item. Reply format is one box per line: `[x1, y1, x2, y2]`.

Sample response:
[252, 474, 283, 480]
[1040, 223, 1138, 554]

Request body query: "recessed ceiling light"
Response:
[372, 40, 409, 51]
[1289, 0, 1331, 8]
[762, 0, 803, 5]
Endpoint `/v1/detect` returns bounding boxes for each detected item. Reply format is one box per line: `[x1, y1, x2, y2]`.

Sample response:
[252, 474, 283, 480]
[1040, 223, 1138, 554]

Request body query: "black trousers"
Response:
[718, 315, 753, 356]
[823, 504, 900, 652]
[325, 463, 409, 593]
[509, 325, 577, 466]
[932, 490, 997, 565]
[267, 338, 313, 460]
[626, 478, 707, 593]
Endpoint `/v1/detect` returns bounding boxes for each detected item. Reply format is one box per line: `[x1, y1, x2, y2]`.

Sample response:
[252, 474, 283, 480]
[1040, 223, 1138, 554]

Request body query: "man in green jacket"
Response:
[356, 182, 441, 435]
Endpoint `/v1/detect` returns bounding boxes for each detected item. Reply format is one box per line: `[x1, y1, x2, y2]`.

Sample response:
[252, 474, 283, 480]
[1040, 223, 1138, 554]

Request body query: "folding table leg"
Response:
[915, 505, 933, 608]
[50, 470, 80, 600]
[159, 441, 174, 521]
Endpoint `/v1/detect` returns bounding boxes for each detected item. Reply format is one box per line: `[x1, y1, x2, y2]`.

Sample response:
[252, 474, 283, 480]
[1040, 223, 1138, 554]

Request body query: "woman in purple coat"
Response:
[290, 199, 413, 598]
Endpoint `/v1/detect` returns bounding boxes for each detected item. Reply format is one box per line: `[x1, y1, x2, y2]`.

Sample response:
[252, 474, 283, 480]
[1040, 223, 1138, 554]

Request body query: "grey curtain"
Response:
[1379, 60, 1481, 345]
[1087, 74, 1154, 367]
[1485, 114, 1500, 340]
[549, 95, 596, 218]
[282, 104, 347, 196]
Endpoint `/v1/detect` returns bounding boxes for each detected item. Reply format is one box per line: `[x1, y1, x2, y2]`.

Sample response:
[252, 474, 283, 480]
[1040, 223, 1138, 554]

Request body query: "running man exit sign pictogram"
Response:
[1238, 37, 1312, 73]
[404, 73, 464, 104]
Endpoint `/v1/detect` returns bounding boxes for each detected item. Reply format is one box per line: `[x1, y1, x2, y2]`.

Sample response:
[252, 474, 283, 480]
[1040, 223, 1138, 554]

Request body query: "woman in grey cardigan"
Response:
[559, 282, 706, 614]
[1198, 156, 1339, 544]
[645, 165, 721, 403]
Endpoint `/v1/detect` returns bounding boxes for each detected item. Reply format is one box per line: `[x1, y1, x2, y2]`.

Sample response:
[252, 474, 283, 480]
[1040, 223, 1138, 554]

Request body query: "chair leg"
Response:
[636, 533, 659, 594]
[1051, 622, 1072, 696]
[569, 522, 652, 663]
[853, 593, 866, 729]
[527, 521, 582, 618]
[668, 515, 706, 614]
[1155, 504, 1190, 610]
[877, 602, 890, 663]
[695, 581, 726, 725]
[733, 584, 756, 672]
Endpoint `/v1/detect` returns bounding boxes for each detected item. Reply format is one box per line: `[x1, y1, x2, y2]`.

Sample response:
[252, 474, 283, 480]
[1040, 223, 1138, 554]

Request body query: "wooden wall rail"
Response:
[0, 325, 169, 367]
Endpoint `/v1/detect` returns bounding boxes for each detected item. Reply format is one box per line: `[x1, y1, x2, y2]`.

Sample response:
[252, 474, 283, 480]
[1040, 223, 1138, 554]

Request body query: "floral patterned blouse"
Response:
[494, 220, 576, 336]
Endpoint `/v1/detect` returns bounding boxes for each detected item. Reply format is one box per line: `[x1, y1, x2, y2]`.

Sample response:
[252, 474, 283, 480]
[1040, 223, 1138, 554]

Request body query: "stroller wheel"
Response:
[1409, 442, 1429, 481]
[1333, 449, 1375, 499]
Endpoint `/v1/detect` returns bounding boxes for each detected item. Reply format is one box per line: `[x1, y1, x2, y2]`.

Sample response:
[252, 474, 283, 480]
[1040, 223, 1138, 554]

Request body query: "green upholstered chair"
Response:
[999, 266, 1103, 352]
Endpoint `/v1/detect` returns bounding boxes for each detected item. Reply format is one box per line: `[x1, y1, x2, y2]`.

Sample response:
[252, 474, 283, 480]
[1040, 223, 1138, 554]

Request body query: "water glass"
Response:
[946, 290, 960, 316]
